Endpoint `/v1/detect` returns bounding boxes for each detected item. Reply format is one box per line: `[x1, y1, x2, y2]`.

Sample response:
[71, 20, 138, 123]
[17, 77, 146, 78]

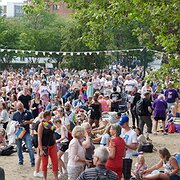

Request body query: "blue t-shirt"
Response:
[12, 110, 33, 134]
[100, 133, 110, 145]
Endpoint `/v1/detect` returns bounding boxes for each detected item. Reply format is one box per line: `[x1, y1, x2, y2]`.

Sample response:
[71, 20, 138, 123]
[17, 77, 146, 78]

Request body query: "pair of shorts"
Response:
[57, 142, 69, 152]
[154, 117, 166, 121]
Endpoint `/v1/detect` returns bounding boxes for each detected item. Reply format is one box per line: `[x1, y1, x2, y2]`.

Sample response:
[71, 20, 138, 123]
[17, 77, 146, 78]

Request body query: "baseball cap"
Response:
[119, 115, 129, 125]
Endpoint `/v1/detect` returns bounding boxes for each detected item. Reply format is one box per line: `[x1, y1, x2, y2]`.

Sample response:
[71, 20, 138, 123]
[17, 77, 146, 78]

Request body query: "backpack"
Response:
[136, 99, 144, 116]
[92, 168, 110, 180]
[168, 122, 175, 133]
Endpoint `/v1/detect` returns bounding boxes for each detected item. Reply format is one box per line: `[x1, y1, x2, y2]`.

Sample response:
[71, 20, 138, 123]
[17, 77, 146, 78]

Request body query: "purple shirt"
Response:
[153, 99, 167, 118]
[165, 89, 178, 103]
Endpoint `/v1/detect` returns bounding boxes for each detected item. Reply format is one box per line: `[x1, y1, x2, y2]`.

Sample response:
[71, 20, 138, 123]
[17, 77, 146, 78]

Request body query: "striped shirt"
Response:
[77, 165, 118, 180]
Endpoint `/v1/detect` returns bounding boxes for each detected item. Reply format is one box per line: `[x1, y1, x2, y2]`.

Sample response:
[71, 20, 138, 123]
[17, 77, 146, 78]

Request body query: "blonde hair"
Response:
[158, 94, 165, 100]
[72, 126, 85, 139]
[81, 122, 91, 129]
[138, 155, 145, 163]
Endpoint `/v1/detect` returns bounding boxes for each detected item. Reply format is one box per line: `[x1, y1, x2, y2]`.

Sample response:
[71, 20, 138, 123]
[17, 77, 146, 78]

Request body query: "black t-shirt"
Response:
[110, 92, 121, 107]
[142, 98, 152, 116]
[18, 94, 31, 110]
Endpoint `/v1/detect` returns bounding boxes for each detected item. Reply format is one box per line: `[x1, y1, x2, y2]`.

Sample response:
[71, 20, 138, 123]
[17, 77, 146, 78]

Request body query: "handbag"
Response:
[16, 127, 26, 139]
[141, 143, 153, 153]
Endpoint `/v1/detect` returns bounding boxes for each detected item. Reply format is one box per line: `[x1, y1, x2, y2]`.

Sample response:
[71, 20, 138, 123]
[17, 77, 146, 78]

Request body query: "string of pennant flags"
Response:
[0, 48, 144, 56]
[0, 48, 176, 58]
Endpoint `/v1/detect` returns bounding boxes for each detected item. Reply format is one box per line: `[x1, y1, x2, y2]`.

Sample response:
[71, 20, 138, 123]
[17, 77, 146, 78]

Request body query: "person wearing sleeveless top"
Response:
[38, 110, 58, 180]
[142, 148, 180, 180]
[54, 118, 69, 178]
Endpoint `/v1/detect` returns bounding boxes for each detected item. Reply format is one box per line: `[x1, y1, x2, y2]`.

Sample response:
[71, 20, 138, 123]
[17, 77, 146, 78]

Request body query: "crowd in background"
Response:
[0, 64, 179, 180]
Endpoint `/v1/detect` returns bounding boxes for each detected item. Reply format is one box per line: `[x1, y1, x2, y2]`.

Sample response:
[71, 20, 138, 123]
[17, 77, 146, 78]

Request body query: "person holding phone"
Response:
[38, 110, 58, 180]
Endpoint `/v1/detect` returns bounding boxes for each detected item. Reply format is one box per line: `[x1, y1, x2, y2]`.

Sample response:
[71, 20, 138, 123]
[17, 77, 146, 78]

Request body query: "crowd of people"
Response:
[0, 64, 179, 180]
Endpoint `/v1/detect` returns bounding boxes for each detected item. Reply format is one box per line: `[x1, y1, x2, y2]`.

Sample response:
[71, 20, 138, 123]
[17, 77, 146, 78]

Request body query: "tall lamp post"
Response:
[142, 46, 147, 79]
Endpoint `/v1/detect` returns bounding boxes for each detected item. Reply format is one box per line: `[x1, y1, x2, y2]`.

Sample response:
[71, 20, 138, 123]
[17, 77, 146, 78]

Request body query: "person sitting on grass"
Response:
[131, 154, 148, 179]
[142, 148, 180, 180]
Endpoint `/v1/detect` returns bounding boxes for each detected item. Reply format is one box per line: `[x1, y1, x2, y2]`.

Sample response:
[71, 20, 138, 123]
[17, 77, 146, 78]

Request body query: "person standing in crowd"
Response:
[30, 93, 42, 119]
[67, 126, 91, 180]
[124, 74, 137, 93]
[40, 81, 50, 108]
[9, 94, 18, 119]
[89, 94, 102, 128]
[32, 112, 44, 178]
[81, 122, 95, 168]
[32, 74, 41, 94]
[110, 87, 122, 112]
[0, 102, 9, 130]
[18, 87, 32, 110]
[12, 102, 35, 166]
[165, 82, 179, 112]
[119, 115, 138, 180]
[139, 91, 153, 134]
[153, 94, 168, 135]
[54, 118, 69, 178]
[86, 78, 94, 99]
[92, 72, 101, 93]
[98, 95, 109, 113]
[77, 146, 118, 180]
[106, 124, 126, 180]
[49, 76, 58, 99]
[64, 102, 76, 131]
[38, 110, 58, 180]
[73, 95, 84, 109]
[130, 87, 141, 129]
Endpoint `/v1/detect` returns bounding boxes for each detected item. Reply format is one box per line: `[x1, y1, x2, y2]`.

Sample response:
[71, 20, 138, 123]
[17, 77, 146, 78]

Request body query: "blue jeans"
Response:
[16, 133, 35, 164]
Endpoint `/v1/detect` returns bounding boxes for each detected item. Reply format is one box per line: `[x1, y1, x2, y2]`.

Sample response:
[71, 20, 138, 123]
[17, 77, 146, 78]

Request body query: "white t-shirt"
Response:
[121, 129, 137, 159]
[49, 81, 57, 94]
[124, 79, 138, 92]
[93, 77, 101, 89]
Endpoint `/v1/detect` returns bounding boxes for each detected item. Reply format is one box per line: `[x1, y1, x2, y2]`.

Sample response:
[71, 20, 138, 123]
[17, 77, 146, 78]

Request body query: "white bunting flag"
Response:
[7, 49, 11, 52]
[35, 51, 38, 55]
[22, 50, 24, 54]
[63, 52, 66, 56]
[96, 52, 100, 55]
[84, 52, 88, 55]
[0, 49, 5, 52]
[89, 52, 92, 55]
[56, 52, 60, 55]
[70, 52, 73, 56]
[43, 52, 46, 56]
[77, 52, 80, 55]
[49, 52, 53, 55]
[28, 51, 31, 53]
[15, 50, 18, 53]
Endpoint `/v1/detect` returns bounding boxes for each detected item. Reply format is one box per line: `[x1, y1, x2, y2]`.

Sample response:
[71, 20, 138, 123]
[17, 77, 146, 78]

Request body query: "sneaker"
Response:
[163, 132, 168, 135]
[18, 162, 23, 165]
[31, 163, 35, 167]
[34, 171, 43, 178]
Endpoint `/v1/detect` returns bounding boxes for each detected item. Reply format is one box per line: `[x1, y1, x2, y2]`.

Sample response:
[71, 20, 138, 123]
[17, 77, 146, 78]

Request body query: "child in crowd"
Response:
[131, 155, 148, 179]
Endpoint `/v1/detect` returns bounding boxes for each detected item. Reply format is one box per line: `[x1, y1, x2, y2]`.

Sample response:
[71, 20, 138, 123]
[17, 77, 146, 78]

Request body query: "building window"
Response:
[52, 4, 59, 11]
[14, 5, 23, 17]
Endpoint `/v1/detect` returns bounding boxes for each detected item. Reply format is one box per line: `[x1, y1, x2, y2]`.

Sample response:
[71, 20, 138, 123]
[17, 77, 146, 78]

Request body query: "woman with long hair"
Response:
[0, 102, 9, 130]
[143, 148, 180, 180]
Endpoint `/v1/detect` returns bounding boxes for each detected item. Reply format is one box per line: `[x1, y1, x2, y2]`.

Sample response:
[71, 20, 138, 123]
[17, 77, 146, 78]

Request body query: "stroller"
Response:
[118, 92, 128, 113]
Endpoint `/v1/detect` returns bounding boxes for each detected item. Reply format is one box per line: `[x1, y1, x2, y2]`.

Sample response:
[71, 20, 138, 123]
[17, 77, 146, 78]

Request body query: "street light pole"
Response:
[143, 46, 147, 79]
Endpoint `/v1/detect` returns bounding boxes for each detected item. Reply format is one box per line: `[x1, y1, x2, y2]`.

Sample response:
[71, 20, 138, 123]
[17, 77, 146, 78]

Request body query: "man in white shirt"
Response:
[124, 74, 138, 93]
[92, 72, 101, 93]
[119, 115, 138, 180]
